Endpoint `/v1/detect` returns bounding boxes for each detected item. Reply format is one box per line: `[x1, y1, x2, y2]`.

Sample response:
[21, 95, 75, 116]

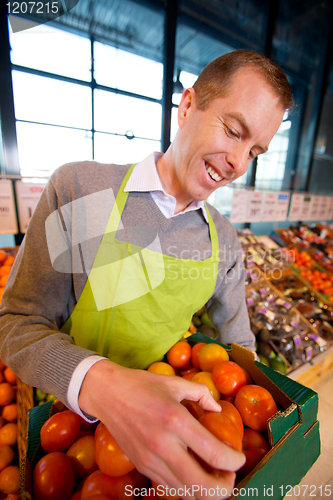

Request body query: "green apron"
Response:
[61, 164, 220, 369]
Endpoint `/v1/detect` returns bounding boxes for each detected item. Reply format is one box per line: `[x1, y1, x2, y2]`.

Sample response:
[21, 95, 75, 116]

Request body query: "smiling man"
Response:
[0, 50, 293, 500]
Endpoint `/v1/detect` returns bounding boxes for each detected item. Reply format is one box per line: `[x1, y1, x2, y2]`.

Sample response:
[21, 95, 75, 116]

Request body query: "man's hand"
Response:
[78, 359, 245, 500]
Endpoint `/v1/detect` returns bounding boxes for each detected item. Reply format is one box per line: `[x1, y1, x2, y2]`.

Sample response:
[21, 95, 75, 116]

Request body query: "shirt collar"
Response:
[124, 152, 209, 223]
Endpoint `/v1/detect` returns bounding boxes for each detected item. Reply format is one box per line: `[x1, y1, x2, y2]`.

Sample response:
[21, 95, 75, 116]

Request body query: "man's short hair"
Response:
[192, 49, 294, 111]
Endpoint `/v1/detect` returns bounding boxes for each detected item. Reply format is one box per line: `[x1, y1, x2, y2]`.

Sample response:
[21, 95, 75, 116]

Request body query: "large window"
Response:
[9, 19, 164, 176]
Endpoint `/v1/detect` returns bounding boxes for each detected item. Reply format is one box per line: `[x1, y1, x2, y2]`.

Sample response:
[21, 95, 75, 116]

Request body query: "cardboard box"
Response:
[20, 340, 320, 500]
[191, 335, 320, 500]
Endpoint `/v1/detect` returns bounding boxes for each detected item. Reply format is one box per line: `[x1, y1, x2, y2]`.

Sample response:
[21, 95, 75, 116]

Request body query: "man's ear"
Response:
[177, 88, 196, 128]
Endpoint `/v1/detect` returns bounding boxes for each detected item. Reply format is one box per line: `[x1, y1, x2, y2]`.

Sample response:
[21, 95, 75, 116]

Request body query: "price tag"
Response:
[0, 180, 18, 235]
[15, 180, 45, 233]
[326, 197, 333, 221]
[300, 195, 312, 221]
[274, 192, 290, 221]
[246, 191, 263, 222]
[308, 195, 321, 221]
[262, 192, 277, 221]
[230, 190, 249, 223]
[318, 196, 329, 220]
[288, 193, 303, 221]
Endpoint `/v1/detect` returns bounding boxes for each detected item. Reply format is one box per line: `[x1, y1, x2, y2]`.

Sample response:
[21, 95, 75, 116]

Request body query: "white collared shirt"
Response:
[67, 152, 209, 420]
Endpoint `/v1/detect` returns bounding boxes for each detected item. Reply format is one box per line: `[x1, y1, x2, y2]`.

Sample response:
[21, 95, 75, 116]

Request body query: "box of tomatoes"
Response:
[20, 336, 320, 500]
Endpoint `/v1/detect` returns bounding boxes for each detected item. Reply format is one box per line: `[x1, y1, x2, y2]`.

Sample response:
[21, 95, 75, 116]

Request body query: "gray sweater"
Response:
[0, 161, 254, 409]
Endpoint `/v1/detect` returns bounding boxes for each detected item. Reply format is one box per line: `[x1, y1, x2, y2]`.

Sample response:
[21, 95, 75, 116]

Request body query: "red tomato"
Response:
[217, 400, 244, 439]
[70, 493, 81, 500]
[80, 470, 133, 500]
[212, 360, 247, 397]
[40, 410, 80, 453]
[94, 423, 135, 477]
[191, 343, 206, 369]
[239, 428, 270, 477]
[166, 341, 191, 370]
[66, 435, 98, 481]
[198, 412, 242, 451]
[33, 451, 75, 500]
[234, 385, 278, 431]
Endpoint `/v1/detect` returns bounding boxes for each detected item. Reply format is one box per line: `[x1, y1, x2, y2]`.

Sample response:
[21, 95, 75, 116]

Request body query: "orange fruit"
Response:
[3, 257, 14, 267]
[0, 383, 15, 406]
[2, 404, 17, 423]
[147, 362, 176, 376]
[0, 465, 20, 494]
[0, 445, 15, 472]
[198, 343, 229, 372]
[0, 251, 8, 264]
[0, 267, 11, 277]
[3, 368, 16, 386]
[0, 360, 6, 371]
[0, 276, 8, 288]
[0, 423, 18, 446]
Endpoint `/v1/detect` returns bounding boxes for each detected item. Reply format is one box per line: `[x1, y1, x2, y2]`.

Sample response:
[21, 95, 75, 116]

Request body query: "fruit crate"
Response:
[20, 341, 320, 500]
[191, 336, 320, 500]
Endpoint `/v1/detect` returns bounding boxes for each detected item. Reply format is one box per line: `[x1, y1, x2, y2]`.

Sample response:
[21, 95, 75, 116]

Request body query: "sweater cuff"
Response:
[67, 355, 107, 422]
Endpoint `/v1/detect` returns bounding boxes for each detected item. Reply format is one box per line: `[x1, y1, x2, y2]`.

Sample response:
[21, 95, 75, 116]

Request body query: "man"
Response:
[0, 50, 292, 499]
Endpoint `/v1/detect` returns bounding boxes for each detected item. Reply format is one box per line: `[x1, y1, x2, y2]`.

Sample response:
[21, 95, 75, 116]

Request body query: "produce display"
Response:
[237, 229, 292, 279]
[0, 360, 20, 499]
[27, 340, 278, 500]
[246, 278, 328, 372]
[0, 249, 17, 306]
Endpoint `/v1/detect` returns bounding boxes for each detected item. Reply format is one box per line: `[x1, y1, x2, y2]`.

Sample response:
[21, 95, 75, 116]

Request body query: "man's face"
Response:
[170, 68, 286, 205]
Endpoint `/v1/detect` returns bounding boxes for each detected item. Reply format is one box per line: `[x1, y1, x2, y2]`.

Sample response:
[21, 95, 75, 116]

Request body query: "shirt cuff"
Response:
[67, 355, 107, 422]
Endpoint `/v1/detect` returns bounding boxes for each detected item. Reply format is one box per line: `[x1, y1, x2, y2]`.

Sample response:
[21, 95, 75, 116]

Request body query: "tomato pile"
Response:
[0, 360, 19, 500]
[30, 341, 278, 500]
[157, 341, 277, 482]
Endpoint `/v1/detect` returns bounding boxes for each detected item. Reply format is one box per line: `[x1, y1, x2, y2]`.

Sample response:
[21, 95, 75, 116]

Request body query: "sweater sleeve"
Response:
[205, 208, 255, 350]
[0, 168, 99, 409]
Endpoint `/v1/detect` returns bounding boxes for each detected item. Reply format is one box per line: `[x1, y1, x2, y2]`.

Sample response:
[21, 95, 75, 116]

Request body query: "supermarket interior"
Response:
[1, 0, 333, 499]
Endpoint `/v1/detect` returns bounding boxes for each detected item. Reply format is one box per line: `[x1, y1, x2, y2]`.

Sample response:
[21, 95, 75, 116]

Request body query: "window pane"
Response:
[255, 120, 291, 190]
[94, 43, 163, 100]
[16, 122, 92, 177]
[12, 71, 92, 129]
[94, 90, 161, 140]
[9, 19, 91, 81]
[94, 132, 160, 165]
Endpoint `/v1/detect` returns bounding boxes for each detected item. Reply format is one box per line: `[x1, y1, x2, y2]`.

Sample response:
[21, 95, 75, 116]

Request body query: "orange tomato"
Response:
[216, 400, 244, 439]
[198, 343, 229, 372]
[234, 385, 278, 431]
[179, 365, 199, 381]
[199, 412, 242, 450]
[212, 360, 247, 397]
[147, 362, 176, 376]
[66, 435, 98, 481]
[40, 410, 80, 453]
[166, 341, 191, 370]
[191, 342, 206, 369]
[191, 371, 220, 401]
[94, 422, 135, 477]
[238, 428, 270, 478]
[80, 470, 133, 500]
